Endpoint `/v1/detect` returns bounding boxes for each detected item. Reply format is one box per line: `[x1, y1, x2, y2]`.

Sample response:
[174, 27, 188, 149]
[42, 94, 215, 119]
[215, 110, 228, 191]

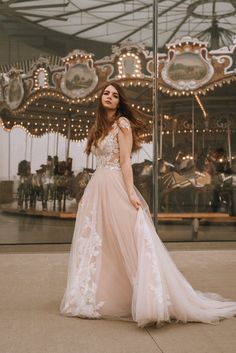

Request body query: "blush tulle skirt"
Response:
[60, 167, 236, 327]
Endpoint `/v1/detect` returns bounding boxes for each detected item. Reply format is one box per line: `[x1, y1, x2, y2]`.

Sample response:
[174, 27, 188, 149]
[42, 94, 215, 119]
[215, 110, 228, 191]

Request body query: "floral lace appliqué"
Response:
[140, 213, 171, 319]
[92, 117, 131, 170]
[69, 204, 104, 318]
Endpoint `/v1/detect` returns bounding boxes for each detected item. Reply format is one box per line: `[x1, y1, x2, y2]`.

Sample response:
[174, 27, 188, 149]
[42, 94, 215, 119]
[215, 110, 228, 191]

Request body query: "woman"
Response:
[60, 82, 236, 327]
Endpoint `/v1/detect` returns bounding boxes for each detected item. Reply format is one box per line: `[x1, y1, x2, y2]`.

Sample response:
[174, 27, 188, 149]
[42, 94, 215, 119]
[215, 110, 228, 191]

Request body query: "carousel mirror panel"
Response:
[0, 1, 236, 245]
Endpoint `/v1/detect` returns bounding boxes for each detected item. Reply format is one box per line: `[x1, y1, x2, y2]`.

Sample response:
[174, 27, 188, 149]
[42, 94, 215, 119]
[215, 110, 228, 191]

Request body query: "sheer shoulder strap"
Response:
[117, 117, 131, 130]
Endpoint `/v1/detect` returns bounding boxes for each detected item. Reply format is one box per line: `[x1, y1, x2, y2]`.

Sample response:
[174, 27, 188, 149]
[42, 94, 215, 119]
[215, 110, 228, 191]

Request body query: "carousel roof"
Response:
[1, 0, 236, 57]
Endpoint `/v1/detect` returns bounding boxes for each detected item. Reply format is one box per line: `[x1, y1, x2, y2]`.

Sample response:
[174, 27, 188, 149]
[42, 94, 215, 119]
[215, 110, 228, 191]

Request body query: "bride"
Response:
[60, 82, 236, 327]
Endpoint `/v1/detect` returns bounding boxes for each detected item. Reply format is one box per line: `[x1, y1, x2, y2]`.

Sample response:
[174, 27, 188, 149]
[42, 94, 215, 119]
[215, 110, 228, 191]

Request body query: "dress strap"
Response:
[111, 117, 130, 137]
[117, 117, 131, 130]
[110, 121, 120, 137]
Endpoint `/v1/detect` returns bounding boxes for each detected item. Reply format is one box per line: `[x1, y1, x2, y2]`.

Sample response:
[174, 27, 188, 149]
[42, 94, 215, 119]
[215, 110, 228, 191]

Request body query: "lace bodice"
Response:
[91, 117, 131, 170]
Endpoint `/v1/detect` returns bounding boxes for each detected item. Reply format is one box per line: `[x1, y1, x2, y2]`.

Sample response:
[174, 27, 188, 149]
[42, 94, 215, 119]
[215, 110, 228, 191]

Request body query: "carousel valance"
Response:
[0, 36, 236, 141]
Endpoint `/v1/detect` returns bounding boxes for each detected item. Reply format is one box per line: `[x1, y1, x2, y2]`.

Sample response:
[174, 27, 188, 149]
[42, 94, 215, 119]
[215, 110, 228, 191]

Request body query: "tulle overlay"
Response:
[60, 117, 236, 327]
[60, 167, 236, 327]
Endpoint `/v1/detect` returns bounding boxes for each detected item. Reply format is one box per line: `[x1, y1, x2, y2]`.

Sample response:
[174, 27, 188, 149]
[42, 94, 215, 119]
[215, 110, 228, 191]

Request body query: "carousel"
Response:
[0, 36, 236, 235]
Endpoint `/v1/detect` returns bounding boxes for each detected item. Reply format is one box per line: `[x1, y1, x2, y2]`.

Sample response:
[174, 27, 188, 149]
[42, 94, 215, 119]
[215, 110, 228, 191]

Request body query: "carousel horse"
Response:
[17, 160, 32, 210]
[132, 159, 153, 209]
[139, 152, 235, 214]
[131, 155, 209, 212]
[159, 156, 213, 212]
[30, 170, 43, 209]
[210, 171, 236, 214]
[73, 168, 95, 203]
[53, 174, 66, 211]
[17, 157, 75, 212]
[40, 157, 55, 210]
[52, 160, 75, 212]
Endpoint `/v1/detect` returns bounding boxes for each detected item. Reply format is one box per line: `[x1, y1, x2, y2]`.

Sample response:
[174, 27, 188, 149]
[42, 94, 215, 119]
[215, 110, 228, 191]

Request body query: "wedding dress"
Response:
[60, 117, 236, 327]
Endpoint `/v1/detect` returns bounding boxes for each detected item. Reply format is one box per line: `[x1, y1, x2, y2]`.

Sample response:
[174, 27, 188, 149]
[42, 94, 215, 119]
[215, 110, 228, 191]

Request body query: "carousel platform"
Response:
[157, 213, 236, 240]
[1, 201, 236, 242]
[2, 201, 236, 220]
[1, 202, 236, 224]
[0, 201, 77, 219]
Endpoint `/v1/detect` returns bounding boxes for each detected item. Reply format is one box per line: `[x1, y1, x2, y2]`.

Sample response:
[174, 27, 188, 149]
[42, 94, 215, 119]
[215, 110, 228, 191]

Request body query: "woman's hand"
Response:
[128, 192, 141, 210]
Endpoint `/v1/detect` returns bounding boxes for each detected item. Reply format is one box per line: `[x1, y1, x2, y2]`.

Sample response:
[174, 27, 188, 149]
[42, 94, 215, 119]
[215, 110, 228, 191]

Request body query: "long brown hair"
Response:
[86, 82, 145, 154]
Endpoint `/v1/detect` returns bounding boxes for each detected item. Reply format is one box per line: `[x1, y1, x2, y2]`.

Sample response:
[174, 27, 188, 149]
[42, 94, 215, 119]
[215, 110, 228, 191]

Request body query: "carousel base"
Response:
[0, 202, 236, 243]
[0, 200, 236, 232]
[157, 213, 236, 241]
[1, 201, 236, 224]
[157, 212, 234, 221]
[0, 201, 77, 219]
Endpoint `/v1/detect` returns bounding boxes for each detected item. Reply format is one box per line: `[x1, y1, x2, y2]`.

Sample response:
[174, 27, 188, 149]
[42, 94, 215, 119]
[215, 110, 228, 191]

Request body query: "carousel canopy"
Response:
[0, 0, 236, 59]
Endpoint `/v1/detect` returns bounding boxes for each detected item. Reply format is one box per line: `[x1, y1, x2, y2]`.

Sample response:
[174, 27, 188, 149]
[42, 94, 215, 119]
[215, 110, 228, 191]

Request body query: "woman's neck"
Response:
[106, 110, 117, 122]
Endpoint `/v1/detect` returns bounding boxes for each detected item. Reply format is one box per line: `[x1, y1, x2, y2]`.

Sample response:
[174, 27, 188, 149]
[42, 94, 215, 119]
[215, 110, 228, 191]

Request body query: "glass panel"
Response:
[0, 1, 153, 246]
[156, 0, 236, 242]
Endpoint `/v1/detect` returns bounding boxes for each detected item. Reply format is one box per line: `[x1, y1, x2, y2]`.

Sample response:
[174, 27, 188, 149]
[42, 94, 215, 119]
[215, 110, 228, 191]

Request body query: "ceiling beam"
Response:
[12, 3, 69, 11]
[35, 0, 135, 24]
[164, 14, 190, 45]
[116, 19, 152, 44]
[73, 4, 151, 36]
[158, 0, 188, 17]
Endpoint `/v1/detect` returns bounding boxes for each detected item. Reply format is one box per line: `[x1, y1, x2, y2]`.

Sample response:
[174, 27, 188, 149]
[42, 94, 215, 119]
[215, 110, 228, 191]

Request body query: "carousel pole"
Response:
[53, 131, 56, 156]
[152, 0, 159, 229]
[30, 135, 33, 163]
[66, 115, 71, 160]
[160, 105, 163, 158]
[192, 96, 195, 157]
[25, 132, 28, 160]
[8, 130, 11, 180]
[227, 118, 232, 167]
[203, 118, 209, 149]
[56, 127, 59, 156]
[46, 131, 50, 159]
[172, 118, 176, 148]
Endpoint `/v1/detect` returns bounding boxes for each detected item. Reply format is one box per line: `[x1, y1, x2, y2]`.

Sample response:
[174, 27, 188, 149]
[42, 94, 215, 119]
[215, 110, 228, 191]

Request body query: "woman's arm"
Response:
[118, 119, 141, 210]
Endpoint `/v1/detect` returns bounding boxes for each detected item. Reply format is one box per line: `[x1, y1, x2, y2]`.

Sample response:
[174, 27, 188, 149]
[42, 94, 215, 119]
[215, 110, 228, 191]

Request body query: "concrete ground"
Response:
[0, 249, 236, 353]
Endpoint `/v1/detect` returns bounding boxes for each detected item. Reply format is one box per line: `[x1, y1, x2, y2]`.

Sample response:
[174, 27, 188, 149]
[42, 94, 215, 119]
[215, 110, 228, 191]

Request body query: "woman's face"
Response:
[101, 85, 120, 111]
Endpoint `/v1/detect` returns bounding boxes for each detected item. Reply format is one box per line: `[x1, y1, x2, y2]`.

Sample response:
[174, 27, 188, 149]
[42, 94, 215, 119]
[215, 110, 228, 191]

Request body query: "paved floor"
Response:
[0, 250, 236, 353]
